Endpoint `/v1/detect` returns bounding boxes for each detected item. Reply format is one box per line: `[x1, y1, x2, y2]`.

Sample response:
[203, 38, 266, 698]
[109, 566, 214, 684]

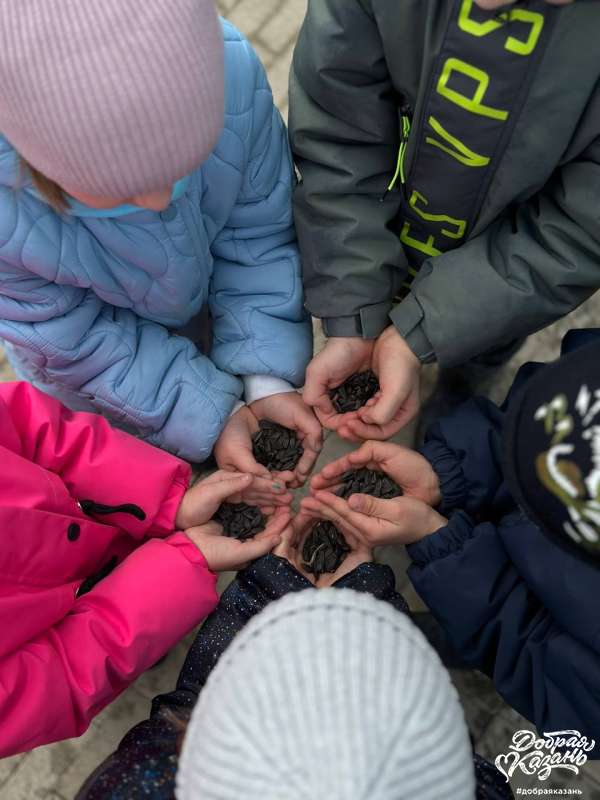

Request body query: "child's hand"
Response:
[301, 490, 447, 547]
[271, 514, 317, 584]
[185, 509, 291, 572]
[303, 337, 374, 432]
[310, 441, 441, 507]
[176, 470, 292, 530]
[316, 527, 373, 588]
[249, 392, 322, 488]
[214, 406, 271, 478]
[338, 327, 421, 441]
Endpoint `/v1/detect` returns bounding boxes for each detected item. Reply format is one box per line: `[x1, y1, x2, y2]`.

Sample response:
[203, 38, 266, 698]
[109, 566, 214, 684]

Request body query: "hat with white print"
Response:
[505, 334, 600, 563]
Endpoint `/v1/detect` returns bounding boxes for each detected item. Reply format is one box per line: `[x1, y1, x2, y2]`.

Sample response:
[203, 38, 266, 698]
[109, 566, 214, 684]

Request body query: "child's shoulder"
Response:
[220, 18, 270, 115]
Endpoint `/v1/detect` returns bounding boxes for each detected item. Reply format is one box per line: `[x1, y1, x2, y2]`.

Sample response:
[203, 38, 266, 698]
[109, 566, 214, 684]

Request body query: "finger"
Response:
[336, 424, 364, 443]
[310, 455, 353, 490]
[243, 490, 293, 506]
[360, 385, 420, 429]
[259, 506, 275, 516]
[237, 532, 283, 561]
[263, 511, 292, 538]
[347, 493, 400, 522]
[303, 492, 367, 539]
[296, 447, 319, 482]
[200, 474, 253, 511]
[344, 416, 405, 441]
[271, 469, 296, 487]
[228, 448, 271, 479]
[313, 406, 344, 431]
[271, 523, 297, 558]
[312, 491, 391, 541]
[248, 475, 289, 494]
[292, 511, 315, 536]
[303, 366, 335, 415]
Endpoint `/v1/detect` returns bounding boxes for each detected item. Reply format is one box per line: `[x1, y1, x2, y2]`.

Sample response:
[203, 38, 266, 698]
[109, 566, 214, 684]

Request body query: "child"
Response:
[0, 381, 289, 758]
[76, 587, 513, 799]
[303, 330, 600, 755]
[290, 0, 600, 441]
[0, 0, 319, 483]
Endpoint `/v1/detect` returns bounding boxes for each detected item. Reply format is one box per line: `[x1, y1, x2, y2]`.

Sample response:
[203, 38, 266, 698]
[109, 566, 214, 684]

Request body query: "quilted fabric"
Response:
[0, 21, 311, 462]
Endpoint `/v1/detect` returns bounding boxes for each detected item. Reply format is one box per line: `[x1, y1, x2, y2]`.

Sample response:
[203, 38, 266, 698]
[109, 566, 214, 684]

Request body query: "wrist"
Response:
[418, 508, 448, 540]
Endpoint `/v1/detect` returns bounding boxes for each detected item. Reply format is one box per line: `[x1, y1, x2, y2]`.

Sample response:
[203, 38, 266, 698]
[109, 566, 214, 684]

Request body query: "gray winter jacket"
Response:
[290, 0, 600, 366]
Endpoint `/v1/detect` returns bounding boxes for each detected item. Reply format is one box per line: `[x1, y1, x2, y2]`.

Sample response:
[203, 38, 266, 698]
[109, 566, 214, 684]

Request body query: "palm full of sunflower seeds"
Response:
[301, 468, 402, 578]
[330, 370, 380, 414]
[213, 502, 266, 541]
[251, 419, 304, 472]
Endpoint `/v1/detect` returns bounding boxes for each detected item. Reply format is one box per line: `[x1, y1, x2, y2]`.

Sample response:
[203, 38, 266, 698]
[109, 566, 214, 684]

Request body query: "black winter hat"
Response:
[505, 340, 600, 564]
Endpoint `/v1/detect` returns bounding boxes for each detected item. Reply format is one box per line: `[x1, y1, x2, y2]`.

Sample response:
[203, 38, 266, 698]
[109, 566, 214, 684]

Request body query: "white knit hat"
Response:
[176, 589, 476, 800]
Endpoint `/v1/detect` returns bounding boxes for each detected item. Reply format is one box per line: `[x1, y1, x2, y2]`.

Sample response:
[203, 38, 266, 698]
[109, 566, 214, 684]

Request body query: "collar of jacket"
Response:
[66, 174, 191, 218]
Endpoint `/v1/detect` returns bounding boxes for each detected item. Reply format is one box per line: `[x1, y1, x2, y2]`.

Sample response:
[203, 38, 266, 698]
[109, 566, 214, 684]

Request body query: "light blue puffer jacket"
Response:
[0, 21, 312, 462]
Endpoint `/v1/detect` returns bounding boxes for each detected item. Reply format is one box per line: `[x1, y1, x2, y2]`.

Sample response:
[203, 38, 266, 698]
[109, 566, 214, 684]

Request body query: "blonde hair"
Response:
[20, 158, 67, 213]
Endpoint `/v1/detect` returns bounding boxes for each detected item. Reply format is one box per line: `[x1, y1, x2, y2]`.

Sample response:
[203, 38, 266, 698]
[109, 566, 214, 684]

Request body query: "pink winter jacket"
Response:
[0, 382, 218, 757]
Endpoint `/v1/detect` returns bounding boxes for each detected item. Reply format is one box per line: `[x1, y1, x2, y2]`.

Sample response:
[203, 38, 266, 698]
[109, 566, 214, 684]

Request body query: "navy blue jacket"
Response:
[409, 341, 600, 757]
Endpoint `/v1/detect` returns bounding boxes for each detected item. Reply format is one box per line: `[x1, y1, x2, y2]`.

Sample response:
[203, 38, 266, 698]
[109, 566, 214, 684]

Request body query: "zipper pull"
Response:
[78, 499, 147, 521]
[380, 104, 412, 202]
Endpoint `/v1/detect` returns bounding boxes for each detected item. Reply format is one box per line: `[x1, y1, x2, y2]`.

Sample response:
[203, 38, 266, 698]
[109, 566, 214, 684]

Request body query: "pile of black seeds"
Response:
[330, 370, 380, 413]
[251, 419, 304, 472]
[213, 502, 266, 541]
[301, 521, 351, 578]
[338, 468, 403, 500]
[301, 468, 402, 578]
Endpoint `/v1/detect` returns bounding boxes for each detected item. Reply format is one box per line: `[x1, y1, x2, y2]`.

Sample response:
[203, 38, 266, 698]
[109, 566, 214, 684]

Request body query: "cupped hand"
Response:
[283, 513, 373, 588]
[185, 509, 291, 573]
[249, 391, 323, 488]
[271, 513, 317, 584]
[309, 440, 441, 506]
[176, 469, 292, 530]
[303, 337, 375, 432]
[214, 405, 271, 477]
[338, 326, 421, 441]
[300, 490, 447, 548]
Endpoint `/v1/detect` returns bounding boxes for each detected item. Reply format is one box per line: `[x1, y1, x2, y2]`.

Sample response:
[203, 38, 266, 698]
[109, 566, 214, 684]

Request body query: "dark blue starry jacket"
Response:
[76, 556, 512, 799]
[409, 331, 600, 758]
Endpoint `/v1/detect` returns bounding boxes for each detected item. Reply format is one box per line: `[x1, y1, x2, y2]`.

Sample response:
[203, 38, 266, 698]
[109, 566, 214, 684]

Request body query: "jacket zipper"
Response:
[381, 104, 412, 202]
[78, 499, 147, 521]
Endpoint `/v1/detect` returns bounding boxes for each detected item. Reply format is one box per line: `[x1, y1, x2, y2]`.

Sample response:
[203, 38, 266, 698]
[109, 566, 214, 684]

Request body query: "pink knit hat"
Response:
[0, 0, 224, 198]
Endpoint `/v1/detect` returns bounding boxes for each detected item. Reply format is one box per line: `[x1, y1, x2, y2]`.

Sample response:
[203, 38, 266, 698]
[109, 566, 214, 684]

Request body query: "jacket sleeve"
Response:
[0, 534, 218, 758]
[391, 133, 600, 366]
[289, 0, 407, 338]
[0, 264, 242, 462]
[421, 397, 507, 517]
[175, 554, 313, 694]
[209, 36, 312, 388]
[407, 512, 600, 755]
[0, 381, 191, 538]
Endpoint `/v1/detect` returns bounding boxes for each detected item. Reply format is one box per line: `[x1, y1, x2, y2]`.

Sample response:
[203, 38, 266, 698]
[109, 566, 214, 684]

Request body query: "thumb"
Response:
[361, 379, 408, 425]
[204, 473, 253, 506]
[238, 451, 271, 479]
[348, 493, 390, 519]
[237, 532, 282, 562]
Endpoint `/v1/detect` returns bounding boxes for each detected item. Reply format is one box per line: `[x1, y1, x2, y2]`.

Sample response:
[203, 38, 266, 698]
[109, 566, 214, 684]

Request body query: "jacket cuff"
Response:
[147, 468, 190, 538]
[406, 511, 475, 567]
[243, 375, 296, 405]
[322, 301, 393, 339]
[166, 532, 216, 573]
[389, 294, 436, 363]
[420, 438, 468, 516]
